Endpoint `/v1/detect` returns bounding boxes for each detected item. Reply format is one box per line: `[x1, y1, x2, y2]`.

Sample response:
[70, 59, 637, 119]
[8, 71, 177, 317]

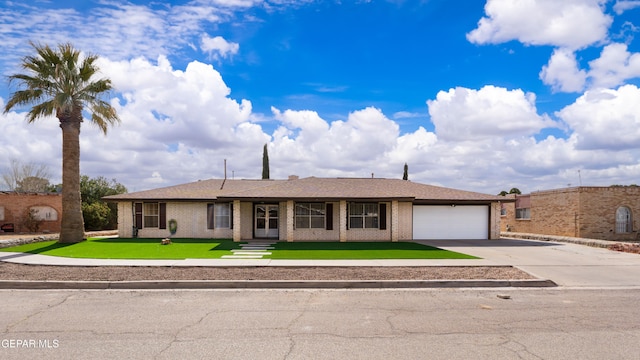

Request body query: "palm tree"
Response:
[3, 42, 120, 243]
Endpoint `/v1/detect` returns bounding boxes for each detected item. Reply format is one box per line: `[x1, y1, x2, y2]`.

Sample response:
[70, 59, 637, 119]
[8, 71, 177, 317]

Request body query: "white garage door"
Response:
[412, 205, 489, 240]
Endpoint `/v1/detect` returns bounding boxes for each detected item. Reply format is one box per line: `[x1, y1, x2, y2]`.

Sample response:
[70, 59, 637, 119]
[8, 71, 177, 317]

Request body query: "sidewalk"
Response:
[2, 234, 640, 288]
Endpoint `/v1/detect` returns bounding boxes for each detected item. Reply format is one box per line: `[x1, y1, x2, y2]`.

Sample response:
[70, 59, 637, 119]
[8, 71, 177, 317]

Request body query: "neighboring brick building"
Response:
[0, 192, 62, 234]
[501, 186, 640, 241]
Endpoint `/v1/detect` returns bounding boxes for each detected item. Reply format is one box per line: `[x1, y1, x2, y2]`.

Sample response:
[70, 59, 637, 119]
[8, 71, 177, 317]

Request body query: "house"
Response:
[104, 176, 507, 242]
[0, 192, 62, 234]
[500, 186, 640, 241]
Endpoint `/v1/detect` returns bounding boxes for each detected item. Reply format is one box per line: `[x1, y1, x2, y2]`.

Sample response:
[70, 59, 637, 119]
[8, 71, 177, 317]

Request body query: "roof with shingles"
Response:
[104, 177, 507, 203]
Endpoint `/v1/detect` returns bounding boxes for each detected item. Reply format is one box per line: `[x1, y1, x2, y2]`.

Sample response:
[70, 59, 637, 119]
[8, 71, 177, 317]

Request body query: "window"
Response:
[0, 206, 4, 221]
[349, 202, 379, 229]
[134, 202, 166, 229]
[616, 206, 632, 233]
[29, 206, 58, 221]
[143, 203, 159, 228]
[207, 203, 232, 229]
[295, 203, 325, 229]
[500, 205, 507, 216]
[515, 208, 530, 219]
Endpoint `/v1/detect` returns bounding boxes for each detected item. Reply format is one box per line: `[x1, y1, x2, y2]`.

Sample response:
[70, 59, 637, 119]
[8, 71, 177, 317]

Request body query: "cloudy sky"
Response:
[1, 0, 640, 194]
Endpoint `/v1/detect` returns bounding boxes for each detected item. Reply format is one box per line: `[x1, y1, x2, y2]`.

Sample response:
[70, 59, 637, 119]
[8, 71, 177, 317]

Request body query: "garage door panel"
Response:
[413, 205, 488, 240]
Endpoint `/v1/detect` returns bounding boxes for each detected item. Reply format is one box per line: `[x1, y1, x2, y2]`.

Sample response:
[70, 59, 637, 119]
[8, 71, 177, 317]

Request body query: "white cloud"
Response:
[556, 85, 640, 150]
[467, 0, 612, 49]
[270, 107, 400, 173]
[427, 86, 555, 141]
[613, 0, 640, 14]
[540, 48, 588, 93]
[3, 54, 640, 195]
[0, 1, 235, 72]
[201, 34, 240, 59]
[587, 43, 640, 88]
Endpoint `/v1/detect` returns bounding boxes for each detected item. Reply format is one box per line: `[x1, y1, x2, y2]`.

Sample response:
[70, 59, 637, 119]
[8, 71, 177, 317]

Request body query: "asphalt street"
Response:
[1, 288, 639, 360]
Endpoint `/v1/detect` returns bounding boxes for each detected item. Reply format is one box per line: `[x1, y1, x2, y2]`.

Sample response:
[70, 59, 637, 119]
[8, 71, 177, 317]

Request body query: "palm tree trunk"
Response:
[58, 113, 85, 243]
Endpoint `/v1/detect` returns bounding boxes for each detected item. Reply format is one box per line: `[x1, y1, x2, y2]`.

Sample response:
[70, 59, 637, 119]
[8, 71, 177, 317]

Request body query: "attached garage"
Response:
[412, 205, 489, 240]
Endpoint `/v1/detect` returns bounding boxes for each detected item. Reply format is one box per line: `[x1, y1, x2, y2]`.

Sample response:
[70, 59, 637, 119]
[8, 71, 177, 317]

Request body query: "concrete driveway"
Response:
[423, 238, 640, 288]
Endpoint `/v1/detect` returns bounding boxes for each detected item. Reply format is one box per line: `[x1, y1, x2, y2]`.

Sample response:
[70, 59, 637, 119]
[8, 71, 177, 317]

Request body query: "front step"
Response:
[222, 241, 276, 259]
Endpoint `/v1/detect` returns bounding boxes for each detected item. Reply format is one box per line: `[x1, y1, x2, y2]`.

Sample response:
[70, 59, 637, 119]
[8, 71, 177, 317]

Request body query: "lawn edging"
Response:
[0, 278, 557, 290]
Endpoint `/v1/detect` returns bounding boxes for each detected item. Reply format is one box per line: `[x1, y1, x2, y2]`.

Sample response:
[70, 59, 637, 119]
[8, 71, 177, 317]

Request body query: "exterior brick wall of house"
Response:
[0, 192, 62, 234]
[115, 200, 415, 242]
[501, 186, 640, 241]
[397, 201, 413, 241]
[489, 202, 501, 240]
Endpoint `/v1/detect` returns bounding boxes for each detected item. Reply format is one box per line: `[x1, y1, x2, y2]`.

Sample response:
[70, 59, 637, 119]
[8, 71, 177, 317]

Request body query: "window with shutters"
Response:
[295, 203, 326, 229]
[143, 202, 159, 228]
[349, 202, 379, 229]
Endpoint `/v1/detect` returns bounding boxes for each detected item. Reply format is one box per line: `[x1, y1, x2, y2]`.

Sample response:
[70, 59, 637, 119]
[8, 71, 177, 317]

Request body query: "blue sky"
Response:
[1, 0, 640, 194]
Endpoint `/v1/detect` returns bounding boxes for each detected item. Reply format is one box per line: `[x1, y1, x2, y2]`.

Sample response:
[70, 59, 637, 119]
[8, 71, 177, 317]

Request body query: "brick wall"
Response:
[578, 187, 640, 241]
[0, 192, 62, 234]
[397, 201, 413, 241]
[501, 187, 640, 241]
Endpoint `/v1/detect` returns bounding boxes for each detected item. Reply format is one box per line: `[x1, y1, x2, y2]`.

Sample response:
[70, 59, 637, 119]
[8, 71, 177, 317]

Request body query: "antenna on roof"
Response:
[578, 170, 582, 186]
[220, 159, 227, 190]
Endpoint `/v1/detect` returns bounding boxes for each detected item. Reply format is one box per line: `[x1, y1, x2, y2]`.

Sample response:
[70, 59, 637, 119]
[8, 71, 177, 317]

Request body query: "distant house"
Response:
[501, 186, 640, 241]
[0, 192, 62, 234]
[104, 176, 507, 242]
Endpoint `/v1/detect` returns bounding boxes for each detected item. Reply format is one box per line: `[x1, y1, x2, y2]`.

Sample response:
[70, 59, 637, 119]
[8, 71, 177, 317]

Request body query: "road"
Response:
[1, 288, 639, 359]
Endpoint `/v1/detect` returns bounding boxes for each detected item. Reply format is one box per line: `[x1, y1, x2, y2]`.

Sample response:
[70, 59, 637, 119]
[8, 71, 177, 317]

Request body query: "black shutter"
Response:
[230, 203, 234, 229]
[207, 204, 215, 229]
[379, 203, 387, 230]
[135, 202, 143, 229]
[159, 203, 167, 229]
[346, 203, 349, 230]
[326, 203, 333, 230]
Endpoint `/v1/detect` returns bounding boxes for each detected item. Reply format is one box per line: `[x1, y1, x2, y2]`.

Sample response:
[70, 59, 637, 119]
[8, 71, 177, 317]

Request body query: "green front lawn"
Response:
[0, 238, 238, 260]
[0, 237, 478, 260]
[268, 241, 477, 259]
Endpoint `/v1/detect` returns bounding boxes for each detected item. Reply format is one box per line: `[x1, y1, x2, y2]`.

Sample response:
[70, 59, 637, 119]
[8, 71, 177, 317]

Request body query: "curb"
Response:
[0, 279, 557, 290]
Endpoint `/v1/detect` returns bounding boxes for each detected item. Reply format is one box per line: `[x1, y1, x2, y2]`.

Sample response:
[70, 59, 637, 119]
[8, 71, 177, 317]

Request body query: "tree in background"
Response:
[498, 188, 522, 196]
[262, 143, 270, 180]
[80, 175, 127, 231]
[403, 163, 409, 180]
[4, 42, 120, 243]
[1, 159, 52, 192]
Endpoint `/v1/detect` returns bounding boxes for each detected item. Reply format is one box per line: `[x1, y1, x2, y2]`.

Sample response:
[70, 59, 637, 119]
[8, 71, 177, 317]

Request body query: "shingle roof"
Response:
[103, 179, 278, 201]
[104, 177, 506, 203]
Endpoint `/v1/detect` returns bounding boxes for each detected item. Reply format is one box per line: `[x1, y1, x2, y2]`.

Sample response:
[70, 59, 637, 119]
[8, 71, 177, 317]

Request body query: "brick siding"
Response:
[0, 192, 62, 234]
[501, 187, 640, 241]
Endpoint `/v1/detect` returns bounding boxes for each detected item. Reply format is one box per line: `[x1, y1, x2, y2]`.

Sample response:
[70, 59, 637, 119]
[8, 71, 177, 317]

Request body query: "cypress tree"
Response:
[403, 163, 409, 180]
[262, 143, 270, 179]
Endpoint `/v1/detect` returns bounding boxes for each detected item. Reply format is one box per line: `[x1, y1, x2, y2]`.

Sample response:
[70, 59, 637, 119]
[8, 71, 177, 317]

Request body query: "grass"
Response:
[0, 237, 478, 260]
[267, 241, 477, 259]
[0, 238, 238, 260]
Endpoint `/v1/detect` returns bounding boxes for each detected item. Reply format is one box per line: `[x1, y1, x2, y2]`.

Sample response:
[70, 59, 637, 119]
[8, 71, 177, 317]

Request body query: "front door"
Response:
[255, 204, 279, 238]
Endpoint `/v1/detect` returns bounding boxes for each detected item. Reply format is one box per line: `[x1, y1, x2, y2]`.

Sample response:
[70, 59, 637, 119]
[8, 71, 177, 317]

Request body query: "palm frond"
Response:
[4, 41, 119, 134]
